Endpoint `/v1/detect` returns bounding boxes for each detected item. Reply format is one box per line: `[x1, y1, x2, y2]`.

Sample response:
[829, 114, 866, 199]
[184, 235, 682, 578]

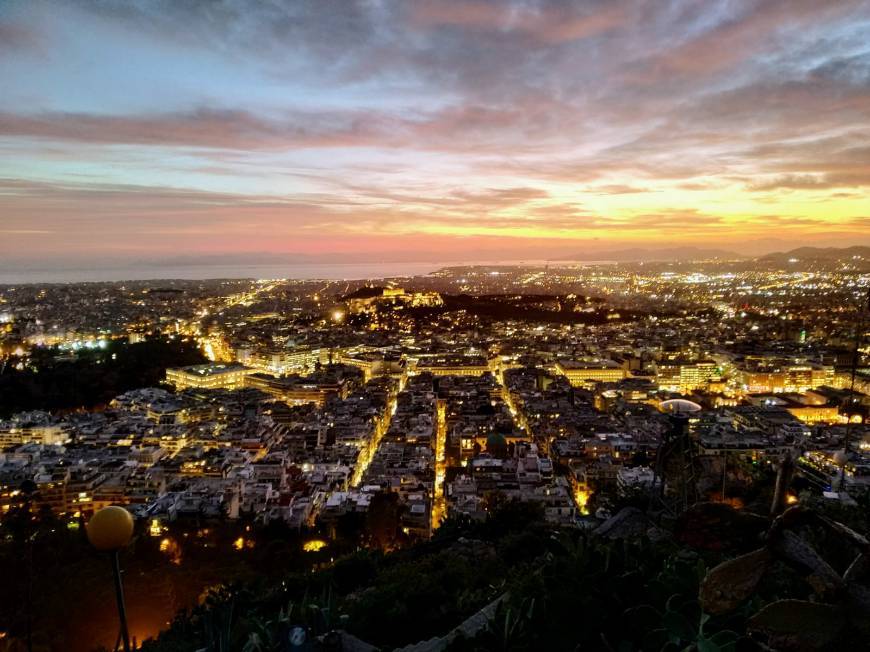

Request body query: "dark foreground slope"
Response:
[134, 496, 870, 652]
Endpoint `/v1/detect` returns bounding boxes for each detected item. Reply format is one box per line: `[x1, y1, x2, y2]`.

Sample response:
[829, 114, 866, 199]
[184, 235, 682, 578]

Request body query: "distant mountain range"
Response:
[756, 246, 870, 265]
[561, 246, 744, 262]
[559, 245, 870, 268]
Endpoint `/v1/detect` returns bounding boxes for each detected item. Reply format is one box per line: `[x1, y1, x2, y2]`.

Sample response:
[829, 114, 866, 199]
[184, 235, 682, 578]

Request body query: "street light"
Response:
[86, 506, 134, 652]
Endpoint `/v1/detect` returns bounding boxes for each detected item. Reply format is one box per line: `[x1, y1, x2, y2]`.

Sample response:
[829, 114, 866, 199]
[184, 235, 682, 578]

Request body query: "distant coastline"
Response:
[0, 259, 616, 285]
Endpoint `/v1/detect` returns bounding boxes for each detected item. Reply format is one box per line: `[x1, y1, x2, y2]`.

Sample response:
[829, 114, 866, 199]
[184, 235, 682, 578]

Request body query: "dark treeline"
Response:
[402, 293, 645, 325]
[0, 336, 206, 417]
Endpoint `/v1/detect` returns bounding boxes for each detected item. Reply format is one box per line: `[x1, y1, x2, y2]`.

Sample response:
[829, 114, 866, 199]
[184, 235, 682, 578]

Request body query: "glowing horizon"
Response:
[1, 0, 869, 266]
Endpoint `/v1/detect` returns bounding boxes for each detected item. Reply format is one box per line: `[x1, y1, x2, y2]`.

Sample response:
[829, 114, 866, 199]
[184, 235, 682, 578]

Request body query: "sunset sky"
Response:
[1, 0, 869, 267]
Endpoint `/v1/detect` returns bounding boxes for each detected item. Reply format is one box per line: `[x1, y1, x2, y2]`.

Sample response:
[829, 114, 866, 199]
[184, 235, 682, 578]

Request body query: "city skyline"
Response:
[2, 260, 869, 650]
[1, 0, 869, 271]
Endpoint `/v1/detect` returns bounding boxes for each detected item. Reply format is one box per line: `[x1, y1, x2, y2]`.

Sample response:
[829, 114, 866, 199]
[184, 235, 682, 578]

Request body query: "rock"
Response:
[674, 502, 767, 551]
[769, 530, 844, 600]
[748, 600, 846, 650]
[594, 507, 651, 539]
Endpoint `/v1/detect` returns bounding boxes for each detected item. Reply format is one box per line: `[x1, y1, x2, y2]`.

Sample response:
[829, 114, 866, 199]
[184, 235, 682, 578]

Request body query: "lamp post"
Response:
[86, 506, 134, 652]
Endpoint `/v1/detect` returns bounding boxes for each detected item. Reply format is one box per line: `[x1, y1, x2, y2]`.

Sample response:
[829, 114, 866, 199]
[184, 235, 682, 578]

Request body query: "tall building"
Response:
[656, 359, 718, 393]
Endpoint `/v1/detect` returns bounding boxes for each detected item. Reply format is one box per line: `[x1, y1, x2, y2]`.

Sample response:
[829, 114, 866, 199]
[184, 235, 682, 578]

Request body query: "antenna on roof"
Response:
[651, 399, 702, 515]
[838, 289, 869, 491]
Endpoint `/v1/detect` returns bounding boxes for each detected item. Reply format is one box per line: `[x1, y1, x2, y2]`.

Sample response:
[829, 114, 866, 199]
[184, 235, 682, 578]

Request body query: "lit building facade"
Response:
[656, 360, 718, 393]
[555, 360, 627, 388]
[165, 363, 256, 390]
[414, 356, 491, 377]
[738, 363, 834, 393]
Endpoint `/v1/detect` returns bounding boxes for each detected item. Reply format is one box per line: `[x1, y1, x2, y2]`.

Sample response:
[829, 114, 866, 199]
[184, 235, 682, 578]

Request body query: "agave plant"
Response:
[699, 505, 870, 650]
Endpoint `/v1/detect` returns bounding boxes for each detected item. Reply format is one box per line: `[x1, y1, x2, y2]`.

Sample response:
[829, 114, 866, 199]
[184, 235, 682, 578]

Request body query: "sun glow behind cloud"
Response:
[0, 0, 869, 265]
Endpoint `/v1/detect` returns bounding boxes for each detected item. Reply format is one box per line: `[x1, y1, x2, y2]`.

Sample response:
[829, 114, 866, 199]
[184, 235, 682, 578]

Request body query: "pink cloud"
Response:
[411, 0, 629, 43]
[634, 0, 866, 79]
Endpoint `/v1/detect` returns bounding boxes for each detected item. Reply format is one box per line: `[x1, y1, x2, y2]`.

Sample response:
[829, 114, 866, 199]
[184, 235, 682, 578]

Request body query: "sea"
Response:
[0, 259, 609, 285]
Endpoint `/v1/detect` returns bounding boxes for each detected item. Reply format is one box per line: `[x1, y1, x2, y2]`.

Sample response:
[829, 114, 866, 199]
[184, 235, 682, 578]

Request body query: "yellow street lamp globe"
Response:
[86, 506, 134, 551]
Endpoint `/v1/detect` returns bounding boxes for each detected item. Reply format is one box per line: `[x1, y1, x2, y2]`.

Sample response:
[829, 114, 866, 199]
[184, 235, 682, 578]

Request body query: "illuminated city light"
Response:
[303, 539, 327, 552]
[574, 488, 591, 516]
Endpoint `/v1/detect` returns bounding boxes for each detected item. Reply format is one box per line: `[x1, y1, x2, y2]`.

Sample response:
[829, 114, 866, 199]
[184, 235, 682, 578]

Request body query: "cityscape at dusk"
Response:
[1, 2, 870, 652]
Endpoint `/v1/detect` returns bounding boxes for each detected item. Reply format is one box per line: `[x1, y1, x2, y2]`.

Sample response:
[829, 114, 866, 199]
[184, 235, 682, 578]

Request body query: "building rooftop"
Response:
[172, 363, 252, 376]
[557, 359, 621, 369]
